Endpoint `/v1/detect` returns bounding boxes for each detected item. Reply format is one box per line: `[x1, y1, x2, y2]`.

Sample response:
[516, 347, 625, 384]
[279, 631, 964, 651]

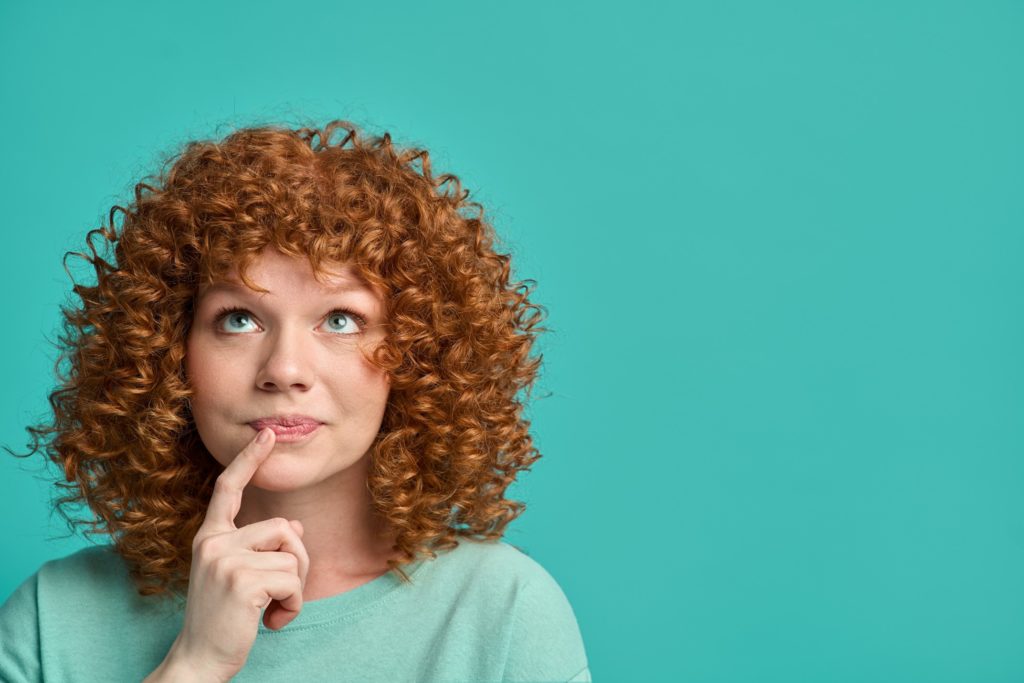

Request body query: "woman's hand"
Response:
[150, 427, 310, 683]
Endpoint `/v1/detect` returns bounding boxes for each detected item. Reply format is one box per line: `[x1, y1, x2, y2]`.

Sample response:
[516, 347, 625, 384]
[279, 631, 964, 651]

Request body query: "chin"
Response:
[248, 464, 319, 492]
[243, 456, 315, 489]
[249, 452, 368, 492]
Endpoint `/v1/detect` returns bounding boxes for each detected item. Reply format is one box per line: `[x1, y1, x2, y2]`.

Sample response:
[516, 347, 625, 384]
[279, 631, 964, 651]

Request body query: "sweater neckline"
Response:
[256, 557, 429, 633]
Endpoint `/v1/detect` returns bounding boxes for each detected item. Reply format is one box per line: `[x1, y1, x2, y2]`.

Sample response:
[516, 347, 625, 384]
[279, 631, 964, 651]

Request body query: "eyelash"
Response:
[212, 306, 368, 336]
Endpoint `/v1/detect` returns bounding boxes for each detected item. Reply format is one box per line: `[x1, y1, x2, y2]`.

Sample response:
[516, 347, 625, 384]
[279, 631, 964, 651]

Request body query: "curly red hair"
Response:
[9, 120, 549, 598]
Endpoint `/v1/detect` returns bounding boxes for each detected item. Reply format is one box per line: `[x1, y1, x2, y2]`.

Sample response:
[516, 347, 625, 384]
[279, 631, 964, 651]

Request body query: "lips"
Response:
[248, 415, 324, 442]
[249, 415, 323, 429]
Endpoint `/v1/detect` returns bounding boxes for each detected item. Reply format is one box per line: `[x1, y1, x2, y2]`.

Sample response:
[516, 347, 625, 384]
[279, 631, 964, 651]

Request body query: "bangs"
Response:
[192, 218, 383, 298]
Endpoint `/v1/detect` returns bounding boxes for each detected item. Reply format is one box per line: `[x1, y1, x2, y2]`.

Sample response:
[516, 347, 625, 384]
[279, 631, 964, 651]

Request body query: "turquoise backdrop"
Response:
[2, 1, 1022, 680]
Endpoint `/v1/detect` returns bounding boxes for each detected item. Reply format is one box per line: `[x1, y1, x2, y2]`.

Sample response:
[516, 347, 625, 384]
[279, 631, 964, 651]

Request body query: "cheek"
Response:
[183, 339, 244, 465]
[184, 337, 234, 409]
[339, 364, 390, 416]
[358, 357, 390, 396]
[184, 337, 209, 393]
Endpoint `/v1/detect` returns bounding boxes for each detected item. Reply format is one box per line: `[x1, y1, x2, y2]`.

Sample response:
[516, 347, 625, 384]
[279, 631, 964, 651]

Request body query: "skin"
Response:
[148, 247, 404, 680]
[183, 246, 399, 602]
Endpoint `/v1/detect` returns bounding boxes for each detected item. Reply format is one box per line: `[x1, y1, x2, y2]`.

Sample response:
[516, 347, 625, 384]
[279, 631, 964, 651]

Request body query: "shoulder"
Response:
[3, 544, 128, 605]
[428, 538, 591, 681]
[32, 544, 138, 605]
[36, 543, 127, 585]
[452, 539, 581, 628]
[2, 547, 186, 680]
[436, 536, 557, 573]
[31, 544, 180, 619]
[0, 545, 136, 682]
[431, 537, 555, 583]
[426, 537, 573, 603]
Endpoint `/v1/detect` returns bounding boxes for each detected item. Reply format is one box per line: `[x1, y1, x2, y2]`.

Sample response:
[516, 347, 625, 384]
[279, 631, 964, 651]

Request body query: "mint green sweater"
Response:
[0, 538, 591, 682]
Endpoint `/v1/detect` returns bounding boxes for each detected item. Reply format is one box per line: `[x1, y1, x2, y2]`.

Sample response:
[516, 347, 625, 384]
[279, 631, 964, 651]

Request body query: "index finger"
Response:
[200, 427, 276, 534]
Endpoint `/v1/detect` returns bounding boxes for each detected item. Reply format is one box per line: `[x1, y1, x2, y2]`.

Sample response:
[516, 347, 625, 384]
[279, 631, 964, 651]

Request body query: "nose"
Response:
[254, 324, 316, 392]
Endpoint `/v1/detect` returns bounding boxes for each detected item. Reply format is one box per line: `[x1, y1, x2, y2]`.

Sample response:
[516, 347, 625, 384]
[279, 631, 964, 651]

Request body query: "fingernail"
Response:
[257, 428, 271, 444]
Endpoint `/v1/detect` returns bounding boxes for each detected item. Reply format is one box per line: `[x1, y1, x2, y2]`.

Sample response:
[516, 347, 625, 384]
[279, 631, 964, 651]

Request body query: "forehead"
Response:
[197, 252, 380, 299]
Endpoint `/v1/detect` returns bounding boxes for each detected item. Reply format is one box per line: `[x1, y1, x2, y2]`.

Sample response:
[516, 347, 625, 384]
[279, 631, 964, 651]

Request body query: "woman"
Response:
[0, 120, 591, 682]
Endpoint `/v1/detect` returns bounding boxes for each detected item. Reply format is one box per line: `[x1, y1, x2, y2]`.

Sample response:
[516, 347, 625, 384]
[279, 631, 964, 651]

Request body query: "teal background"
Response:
[2, 1, 1023, 680]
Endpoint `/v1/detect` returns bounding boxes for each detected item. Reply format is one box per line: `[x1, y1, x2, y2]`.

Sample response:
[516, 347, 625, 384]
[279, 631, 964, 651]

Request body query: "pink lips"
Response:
[248, 416, 323, 443]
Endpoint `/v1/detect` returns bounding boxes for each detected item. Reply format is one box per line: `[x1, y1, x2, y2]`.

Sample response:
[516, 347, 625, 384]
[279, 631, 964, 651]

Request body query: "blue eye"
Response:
[212, 307, 366, 336]
[218, 308, 257, 333]
[325, 311, 361, 334]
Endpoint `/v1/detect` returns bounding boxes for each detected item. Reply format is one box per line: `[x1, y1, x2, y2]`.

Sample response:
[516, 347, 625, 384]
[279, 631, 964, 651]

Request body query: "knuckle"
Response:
[226, 568, 252, 593]
[193, 534, 217, 559]
[209, 555, 232, 581]
[213, 477, 234, 496]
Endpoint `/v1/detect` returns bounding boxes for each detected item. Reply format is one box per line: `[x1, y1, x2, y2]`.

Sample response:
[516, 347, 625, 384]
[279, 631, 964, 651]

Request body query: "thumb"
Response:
[289, 519, 304, 537]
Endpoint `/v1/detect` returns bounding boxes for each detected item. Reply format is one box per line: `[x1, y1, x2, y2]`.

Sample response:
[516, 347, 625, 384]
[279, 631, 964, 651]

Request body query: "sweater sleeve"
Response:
[501, 569, 591, 683]
[0, 573, 43, 683]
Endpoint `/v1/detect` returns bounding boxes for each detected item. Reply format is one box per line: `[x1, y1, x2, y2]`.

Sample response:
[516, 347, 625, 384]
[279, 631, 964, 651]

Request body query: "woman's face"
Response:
[184, 247, 390, 492]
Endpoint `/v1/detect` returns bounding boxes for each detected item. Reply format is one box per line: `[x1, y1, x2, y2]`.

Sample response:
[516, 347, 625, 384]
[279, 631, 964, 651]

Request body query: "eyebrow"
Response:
[201, 280, 370, 296]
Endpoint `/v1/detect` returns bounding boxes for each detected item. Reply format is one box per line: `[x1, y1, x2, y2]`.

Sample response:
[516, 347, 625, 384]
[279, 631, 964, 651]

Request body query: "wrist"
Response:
[151, 647, 229, 683]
